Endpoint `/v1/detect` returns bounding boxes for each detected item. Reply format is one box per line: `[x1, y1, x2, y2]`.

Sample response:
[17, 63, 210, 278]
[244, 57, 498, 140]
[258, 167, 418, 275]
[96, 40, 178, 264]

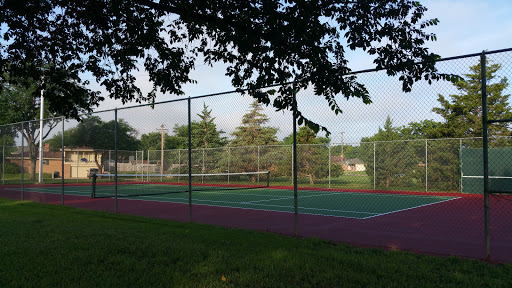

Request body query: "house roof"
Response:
[7, 151, 63, 159]
[345, 158, 364, 165]
[331, 156, 364, 165]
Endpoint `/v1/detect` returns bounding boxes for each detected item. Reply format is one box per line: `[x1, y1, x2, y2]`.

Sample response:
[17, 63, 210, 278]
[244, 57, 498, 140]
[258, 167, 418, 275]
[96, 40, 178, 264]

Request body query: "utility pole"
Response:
[341, 132, 344, 160]
[156, 124, 168, 175]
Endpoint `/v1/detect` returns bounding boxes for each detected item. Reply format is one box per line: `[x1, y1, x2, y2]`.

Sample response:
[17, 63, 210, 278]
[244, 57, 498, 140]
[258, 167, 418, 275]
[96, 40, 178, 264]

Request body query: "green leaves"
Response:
[2, 0, 443, 131]
[231, 100, 278, 147]
[433, 61, 512, 138]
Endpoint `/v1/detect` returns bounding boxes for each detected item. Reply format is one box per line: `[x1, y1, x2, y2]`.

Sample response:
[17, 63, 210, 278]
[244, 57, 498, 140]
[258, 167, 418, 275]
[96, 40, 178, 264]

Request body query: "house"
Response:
[6, 144, 102, 178]
[331, 156, 366, 172]
[343, 158, 366, 172]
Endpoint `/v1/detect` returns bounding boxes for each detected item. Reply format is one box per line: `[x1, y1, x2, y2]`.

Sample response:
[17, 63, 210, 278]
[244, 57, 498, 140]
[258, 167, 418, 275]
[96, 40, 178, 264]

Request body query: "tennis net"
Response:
[91, 171, 270, 198]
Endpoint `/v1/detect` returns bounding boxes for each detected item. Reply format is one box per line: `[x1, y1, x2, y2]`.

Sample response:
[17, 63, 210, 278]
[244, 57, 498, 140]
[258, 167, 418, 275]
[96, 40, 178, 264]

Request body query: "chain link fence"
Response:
[1, 48, 512, 262]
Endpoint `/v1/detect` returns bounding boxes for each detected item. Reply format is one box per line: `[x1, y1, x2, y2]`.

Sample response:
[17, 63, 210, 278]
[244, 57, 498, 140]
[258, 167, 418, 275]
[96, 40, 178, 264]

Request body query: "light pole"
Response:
[38, 87, 44, 183]
[156, 124, 168, 175]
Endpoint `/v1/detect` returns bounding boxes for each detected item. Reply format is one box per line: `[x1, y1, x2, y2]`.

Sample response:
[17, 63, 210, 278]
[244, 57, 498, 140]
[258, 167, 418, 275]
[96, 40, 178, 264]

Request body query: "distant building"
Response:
[6, 144, 102, 178]
[331, 156, 366, 172]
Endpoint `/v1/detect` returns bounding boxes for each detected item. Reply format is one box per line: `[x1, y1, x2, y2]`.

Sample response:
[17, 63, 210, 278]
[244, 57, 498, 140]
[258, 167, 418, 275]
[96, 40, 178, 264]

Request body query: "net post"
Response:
[481, 51, 490, 261]
[91, 173, 97, 199]
[267, 171, 270, 188]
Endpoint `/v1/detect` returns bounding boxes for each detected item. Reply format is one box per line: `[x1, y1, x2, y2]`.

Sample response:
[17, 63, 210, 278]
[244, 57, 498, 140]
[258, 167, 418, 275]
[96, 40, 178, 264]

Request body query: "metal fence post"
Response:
[108, 150, 111, 180]
[202, 148, 205, 183]
[293, 80, 298, 237]
[135, 150, 138, 181]
[373, 142, 376, 190]
[481, 51, 490, 261]
[141, 150, 144, 182]
[76, 151, 79, 183]
[21, 122, 24, 200]
[257, 145, 260, 183]
[114, 108, 118, 213]
[291, 144, 293, 185]
[328, 143, 331, 189]
[61, 117, 65, 205]
[188, 97, 192, 222]
[2, 145, 4, 185]
[425, 139, 428, 192]
[459, 139, 463, 193]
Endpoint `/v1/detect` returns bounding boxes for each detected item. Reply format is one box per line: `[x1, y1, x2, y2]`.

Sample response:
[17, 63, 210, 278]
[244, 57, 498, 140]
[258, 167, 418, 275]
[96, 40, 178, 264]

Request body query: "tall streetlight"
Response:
[156, 124, 168, 175]
[38, 87, 44, 183]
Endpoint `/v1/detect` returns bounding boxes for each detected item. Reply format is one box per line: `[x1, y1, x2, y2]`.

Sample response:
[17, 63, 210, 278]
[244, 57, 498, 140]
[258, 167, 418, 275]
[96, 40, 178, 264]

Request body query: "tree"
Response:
[433, 61, 512, 139]
[225, 101, 278, 176]
[193, 103, 228, 148]
[46, 116, 140, 172]
[330, 145, 361, 160]
[0, 125, 17, 177]
[360, 116, 418, 188]
[396, 121, 460, 191]
[231, 101, 278, 147]
[139, 132, 182, 151]
[398, 119, 446, 139]
[1, 1, 451, 131]
[168, 104, 227, 149]
[281, 126, 339, 185]
[0, 75, 61, 180]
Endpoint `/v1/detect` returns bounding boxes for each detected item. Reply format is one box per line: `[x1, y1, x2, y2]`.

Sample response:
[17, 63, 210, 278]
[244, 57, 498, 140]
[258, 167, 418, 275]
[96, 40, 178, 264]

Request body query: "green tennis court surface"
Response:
[7, 184, 460, 219]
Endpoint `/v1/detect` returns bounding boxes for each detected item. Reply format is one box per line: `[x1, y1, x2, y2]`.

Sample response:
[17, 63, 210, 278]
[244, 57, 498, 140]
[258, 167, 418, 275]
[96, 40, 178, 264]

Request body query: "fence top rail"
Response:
[360, 136, 511, 145]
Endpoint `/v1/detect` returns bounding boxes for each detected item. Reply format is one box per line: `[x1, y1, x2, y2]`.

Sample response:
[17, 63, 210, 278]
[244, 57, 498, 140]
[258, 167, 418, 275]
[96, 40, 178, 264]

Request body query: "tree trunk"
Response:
[94, 151, 104, 173]
[308, 173, 314, 185]
[29, 142, 37, 181]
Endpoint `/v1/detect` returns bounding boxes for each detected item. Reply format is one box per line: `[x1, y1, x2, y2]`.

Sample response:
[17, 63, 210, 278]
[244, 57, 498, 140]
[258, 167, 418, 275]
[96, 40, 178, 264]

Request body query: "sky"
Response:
[63, 0, 512, 145]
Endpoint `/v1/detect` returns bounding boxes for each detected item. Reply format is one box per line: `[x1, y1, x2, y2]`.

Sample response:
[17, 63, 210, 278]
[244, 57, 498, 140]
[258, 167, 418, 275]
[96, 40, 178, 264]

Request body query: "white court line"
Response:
[5, 187, 91, 195]
[114, 196, 376, 219]
[119, 192, 459, 219]
[361, 197, 462, 219]
[6, 187, 462, 220]
[241, 192, 336, 204]
[123, 194, 379, 215]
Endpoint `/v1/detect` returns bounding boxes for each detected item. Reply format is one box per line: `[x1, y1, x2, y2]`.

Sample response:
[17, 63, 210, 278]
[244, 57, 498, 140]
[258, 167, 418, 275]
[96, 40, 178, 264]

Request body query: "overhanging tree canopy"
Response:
[1, 0, 451, 131]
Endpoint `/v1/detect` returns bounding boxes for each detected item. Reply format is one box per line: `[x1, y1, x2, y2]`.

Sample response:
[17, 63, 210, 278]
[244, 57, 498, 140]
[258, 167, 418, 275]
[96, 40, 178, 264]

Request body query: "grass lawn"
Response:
[0, 198, 511, 287]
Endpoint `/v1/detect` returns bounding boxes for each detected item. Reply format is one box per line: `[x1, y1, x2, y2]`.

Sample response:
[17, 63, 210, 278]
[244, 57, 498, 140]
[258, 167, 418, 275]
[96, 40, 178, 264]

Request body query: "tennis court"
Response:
[5, 182, 460, 219]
